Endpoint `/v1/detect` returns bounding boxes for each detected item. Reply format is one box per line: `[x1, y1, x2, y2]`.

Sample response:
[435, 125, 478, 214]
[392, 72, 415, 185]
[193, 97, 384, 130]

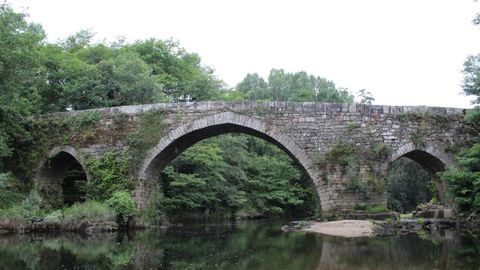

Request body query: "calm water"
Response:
[0, 220, 479, 270]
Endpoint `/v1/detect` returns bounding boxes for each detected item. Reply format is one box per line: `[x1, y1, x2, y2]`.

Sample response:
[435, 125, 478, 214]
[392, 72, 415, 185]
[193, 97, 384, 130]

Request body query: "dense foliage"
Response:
[441, 144, 480, 215]
[159, 134, 317, 220]
[385, 158, 434, 213]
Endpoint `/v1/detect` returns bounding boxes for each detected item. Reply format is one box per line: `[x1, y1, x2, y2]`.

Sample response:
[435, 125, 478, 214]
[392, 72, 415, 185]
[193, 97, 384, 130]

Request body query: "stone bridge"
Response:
[34, 101, 475, 216]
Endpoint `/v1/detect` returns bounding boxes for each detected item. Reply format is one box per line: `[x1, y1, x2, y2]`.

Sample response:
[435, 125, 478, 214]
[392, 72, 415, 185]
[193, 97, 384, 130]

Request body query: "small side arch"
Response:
[135, 111, 324, 210]
[388, 142, 454, 173]
[35, 146, 90, 207]
[388, 142, 454, 205]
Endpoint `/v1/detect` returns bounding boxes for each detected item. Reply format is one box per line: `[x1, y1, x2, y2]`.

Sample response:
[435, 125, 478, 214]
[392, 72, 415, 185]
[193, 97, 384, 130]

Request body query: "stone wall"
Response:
[35, 101, 475, 216]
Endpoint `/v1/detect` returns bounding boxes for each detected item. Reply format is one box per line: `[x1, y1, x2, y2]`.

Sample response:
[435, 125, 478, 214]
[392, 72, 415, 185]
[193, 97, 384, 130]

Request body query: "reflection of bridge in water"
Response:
[0, 223, 469, 269]
[35, 101, 473, 215]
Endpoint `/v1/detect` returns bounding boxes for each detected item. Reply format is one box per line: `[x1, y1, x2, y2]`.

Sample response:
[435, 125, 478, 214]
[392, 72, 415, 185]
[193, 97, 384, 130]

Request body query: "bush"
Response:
[21, 190, 43, 211]
[325, 141, 358, 167]
[43, 210, 63, 224]
[440, 142, 480, 214]
[106, 191, 135, 226]
[345, 177, 369, 198]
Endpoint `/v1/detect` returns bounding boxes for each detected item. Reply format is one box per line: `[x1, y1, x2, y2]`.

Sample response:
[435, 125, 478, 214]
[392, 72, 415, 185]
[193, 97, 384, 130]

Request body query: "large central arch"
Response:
[135, 112, 323, 210]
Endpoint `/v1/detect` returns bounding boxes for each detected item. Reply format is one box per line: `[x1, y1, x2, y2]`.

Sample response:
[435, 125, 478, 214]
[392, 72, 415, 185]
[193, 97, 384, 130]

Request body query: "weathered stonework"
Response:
[34, 101, 475, 216]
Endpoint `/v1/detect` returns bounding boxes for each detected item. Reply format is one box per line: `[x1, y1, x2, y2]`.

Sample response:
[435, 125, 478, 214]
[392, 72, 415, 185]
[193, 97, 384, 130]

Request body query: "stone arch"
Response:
[388, 142, 454, 172]
[387, 142, 454, 205]
[135, 111, 324, 210]
[35, 146, 90, 207]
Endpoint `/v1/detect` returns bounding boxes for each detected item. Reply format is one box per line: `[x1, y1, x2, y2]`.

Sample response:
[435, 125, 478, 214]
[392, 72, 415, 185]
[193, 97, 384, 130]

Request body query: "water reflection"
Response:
[0, 221, 479, 270]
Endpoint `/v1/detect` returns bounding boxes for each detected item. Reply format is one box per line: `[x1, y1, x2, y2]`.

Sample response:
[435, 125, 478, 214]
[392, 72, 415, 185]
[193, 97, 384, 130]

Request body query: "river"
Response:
[0, 220, 479, 269]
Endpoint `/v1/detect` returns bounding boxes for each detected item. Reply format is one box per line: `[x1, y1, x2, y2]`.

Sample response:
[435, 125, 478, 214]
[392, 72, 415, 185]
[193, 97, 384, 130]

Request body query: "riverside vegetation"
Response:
[1, 3, 480, 234]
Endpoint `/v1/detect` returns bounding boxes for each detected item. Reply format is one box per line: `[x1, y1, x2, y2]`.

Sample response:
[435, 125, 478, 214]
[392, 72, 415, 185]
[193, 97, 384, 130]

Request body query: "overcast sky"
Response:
[9, 0, 480, 108]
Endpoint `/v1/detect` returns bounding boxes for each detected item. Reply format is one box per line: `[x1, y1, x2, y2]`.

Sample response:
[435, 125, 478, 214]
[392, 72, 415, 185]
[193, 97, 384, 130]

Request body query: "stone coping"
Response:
[42, 101, 466, 118]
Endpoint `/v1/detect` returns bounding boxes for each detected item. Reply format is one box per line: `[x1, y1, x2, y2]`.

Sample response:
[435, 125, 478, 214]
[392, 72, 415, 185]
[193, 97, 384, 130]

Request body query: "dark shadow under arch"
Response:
[35, 147, 89, 207]
[400, 150, 446, 174]
[388, 145, 451, 205]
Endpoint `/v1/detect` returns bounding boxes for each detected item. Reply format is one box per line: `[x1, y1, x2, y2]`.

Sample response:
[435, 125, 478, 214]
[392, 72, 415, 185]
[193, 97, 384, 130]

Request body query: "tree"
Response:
[235, 69, 353, 103]
[440, 144, 480, 214]
[438, 8, 480, 215]
[356, 89, 375, 105]
[97, 50, 167, 107]
[0, 4, 44, 172]
[462, 55, 480, 104]
[127, 39, 224, 101]
[236, 73, 269, 100]
[38, 43, 106, 111]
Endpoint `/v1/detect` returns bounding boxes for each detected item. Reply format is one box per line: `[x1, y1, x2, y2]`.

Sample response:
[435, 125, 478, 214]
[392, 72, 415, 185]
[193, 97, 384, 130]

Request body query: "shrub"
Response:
[368, 144, 391, 161]
[21, 190, 43, 211]
[106, 191, 136, 226]
[44, 210, 63, 224]
[440, 142, 480, 214]
[345, 177, 369, 198]
[317, 141, 358, 168]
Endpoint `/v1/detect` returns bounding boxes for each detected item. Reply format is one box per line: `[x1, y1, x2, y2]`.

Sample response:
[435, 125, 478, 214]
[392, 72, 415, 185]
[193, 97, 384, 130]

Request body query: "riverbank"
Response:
[283, 217, 480, 238]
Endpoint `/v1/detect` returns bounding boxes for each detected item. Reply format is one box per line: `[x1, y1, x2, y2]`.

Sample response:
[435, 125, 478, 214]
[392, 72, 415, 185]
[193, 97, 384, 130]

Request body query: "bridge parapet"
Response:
[42, 101, 465, 118]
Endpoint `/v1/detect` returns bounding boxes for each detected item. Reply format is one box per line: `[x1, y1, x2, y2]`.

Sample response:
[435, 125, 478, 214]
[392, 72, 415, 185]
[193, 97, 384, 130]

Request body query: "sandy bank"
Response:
[303, 220, 378, 238]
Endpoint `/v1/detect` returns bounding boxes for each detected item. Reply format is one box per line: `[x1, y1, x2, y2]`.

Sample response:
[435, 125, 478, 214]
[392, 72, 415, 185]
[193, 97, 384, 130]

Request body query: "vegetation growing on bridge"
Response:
[85, 150, 133, 200]
[126, 109, 165, 170]
[315, 141, 391, 198]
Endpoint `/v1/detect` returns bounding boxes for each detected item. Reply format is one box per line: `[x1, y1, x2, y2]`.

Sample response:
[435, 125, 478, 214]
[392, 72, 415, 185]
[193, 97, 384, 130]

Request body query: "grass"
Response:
[0, 199, 116, 233]
[62, 201, 116, 229]
[354, 204, 389, 213]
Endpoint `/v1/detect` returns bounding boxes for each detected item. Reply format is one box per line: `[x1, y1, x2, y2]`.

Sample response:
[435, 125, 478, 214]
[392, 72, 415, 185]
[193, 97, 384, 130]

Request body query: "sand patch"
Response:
[303, 220, 378, 238]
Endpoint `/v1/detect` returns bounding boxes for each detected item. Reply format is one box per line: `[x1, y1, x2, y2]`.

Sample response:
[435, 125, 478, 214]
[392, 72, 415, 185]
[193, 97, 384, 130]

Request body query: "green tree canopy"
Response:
[235, 69, 353, 103]
[0, 4, 44, 170]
